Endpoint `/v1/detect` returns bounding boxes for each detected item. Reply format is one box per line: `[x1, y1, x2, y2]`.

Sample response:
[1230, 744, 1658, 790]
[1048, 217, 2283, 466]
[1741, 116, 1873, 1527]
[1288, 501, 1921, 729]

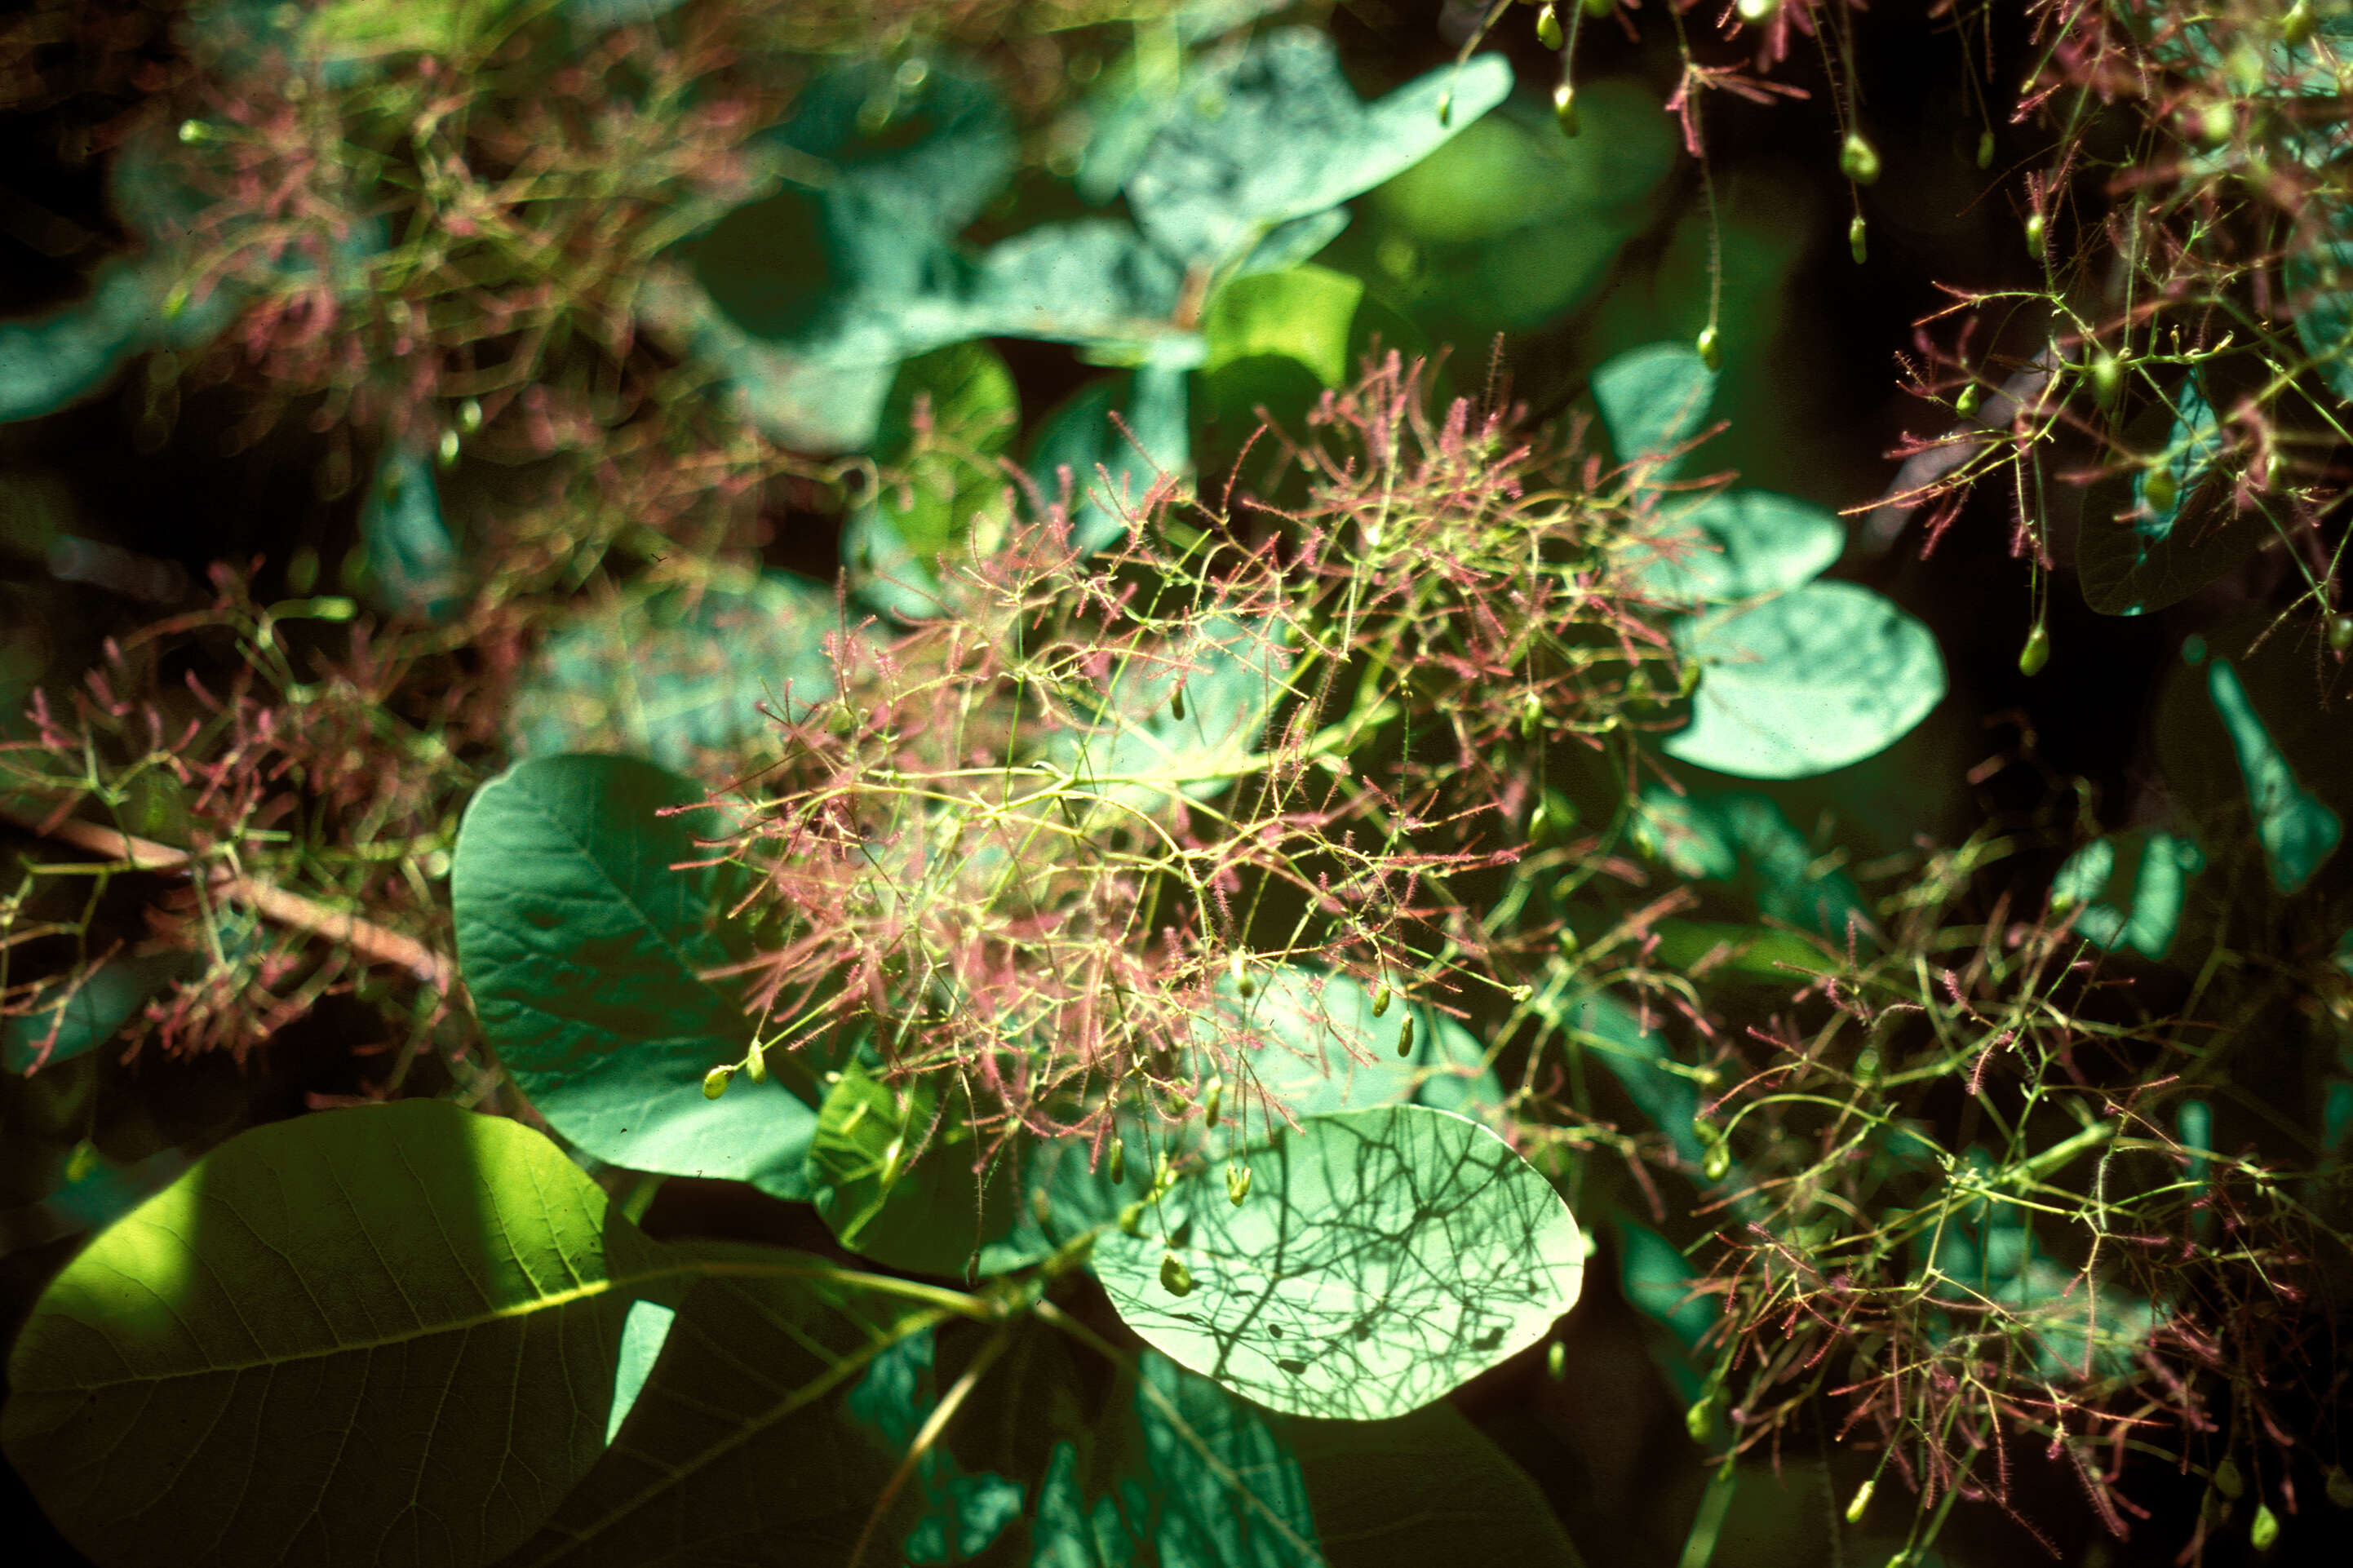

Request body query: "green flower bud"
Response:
[2216, 1457, 2244, 1499]
[1702, 1141, 1732, 1181]
[2026, 212, 2046, 259]
[1582, 0, 1612, 16]
[1108, 1138, 1126, 1184]
[702, 1065, 733, 1100]
[1696, 325, 1722, 371]
[1686, 1395, 1714, 1441]
[2250, 1500, 2280, 1552]
[64, 1140, 98, 1184]
[1849, 215, 1867, 266]
[1977, 128, 1995, 169]
[744, 1043, 769, 1083]
[2285, 3, 2316, 47]
[1536, 3, 1562, 50]
[1160, 1251, 1195, 1296]
[1845, 1478, 1874, 1525]
[1169, 683, 1186, 720]
[1956, 383, 1982, 418]
[1226, 1163, 1252, 1205]
[1735, 0, 1777, 20]
[1203, 1075, 1224, 1130]
[1546, 1340, 1566, 1380]
[437, 428, 460, 469]
[1397, 1012, 1416, 1059]
[1371, 981, 1392, 1018]
[178, 119, 210, 144]
[2331, 614, 2353, 653]
[459, 396, 484, 433]
[1437, 91, 1452, 128]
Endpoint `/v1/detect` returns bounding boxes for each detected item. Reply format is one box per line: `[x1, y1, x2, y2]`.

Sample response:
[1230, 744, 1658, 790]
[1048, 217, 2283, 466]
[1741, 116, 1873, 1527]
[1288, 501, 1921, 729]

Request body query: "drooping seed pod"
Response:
[1977, 129, 1995, 169]
[1535, 3, 1562, 49]
[1695, 325, 1722, 371]
[1396, 1013, 1416, 1059]
[702, 1065, 733, 1100]
[1203, 1076, 1224, 1130]
[1956, 383, 1982, 419]
[2330, 615, 2353, 654]
[1226, 1163, 1252, 1206]
[1844, 1479, 1874, 1525]
[2143, 464, 2179, 516]
[2250, 1501, 2279, 1552]
[2025, 212, 2047, 259]
[2215, 1457, 2244, 1499]
[1170, 683, 1186, 721]
[1160, 1251, 1195, 1296]
[1552, 82, 1578, 138]
[1546, 1340, 1566, 1380]
[1702, 1141, 1732, 1181]
[1108, 1139, 1127, 1185]
[744, 1042, 769, 1083]
[1371, 981, 1392, 1018]
[1119, 1200, 1146, 1237]
[2018, 623, 2050, 678]
[1849, 215, 1867, 266]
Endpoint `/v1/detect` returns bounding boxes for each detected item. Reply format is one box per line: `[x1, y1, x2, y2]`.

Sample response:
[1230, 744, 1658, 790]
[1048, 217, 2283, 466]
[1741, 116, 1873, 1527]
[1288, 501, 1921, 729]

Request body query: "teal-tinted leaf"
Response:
[1123, 29, 1512, 272]
[2209, 658, 2342, 893]
[809, 1061, 1019, 1278]
[1917, 1201, 2159, 1380]
[1615, 1216, 1717, 1358]
[1052, 609, 1290, 814]
[357, 445, 459, 621]
[2081, 378, 2263, 617]
[495, 1244, 929, 1568]
[844, 1329, 1026, 1565]
[0, 263, 177, 424]
[2289, 237, 2353, 404]
[511, 569, 840, 768]
[1092, 1105, 1584, 1419]
[1591, 341, 1716, 476]
[1531, 990, 1712, 1172]
[1278, 1399, 1585, 1568]
[604, 1299, 677, 1445]
[451, 755, 820, 1201]
[768, 60, 1015, 237]
[1028, 357, 1193, 556]
[1665, 581, 1947, 780]
[960, 220, 1189, 348]
[565, 0, 692, 29]
[1032, 1350, 1320, 1568]
[3, 953, 188, 1073]
[3, 1101, 671, 1568]
[2051, 830, 2205, 959]
[1633, 786, 1868, 940]
[1637, 490, 1844, 605]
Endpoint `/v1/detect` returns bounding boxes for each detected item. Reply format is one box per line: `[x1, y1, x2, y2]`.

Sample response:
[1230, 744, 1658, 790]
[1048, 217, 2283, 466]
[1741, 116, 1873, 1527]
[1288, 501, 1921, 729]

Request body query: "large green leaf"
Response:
[1633, 786, 1868, 940]
[1636, 490, 1845, 605]
[1590, 341, 1716, 476]
[1092, 1105, 1584, 1420]
[1028, 359, 1194, 558]
[808, 1061, 1021, 1279]
[1032, 1350, 1320, 1568]
[2051, 830, 2205, 959]
[508, 570, 840, 769]
[1279, 1398, 1587, 1568]
[492, 1245, 932, 1568]
[2209, 658, 2342, 893]
[451, 755, 820, 1200]
[1122, 29, 1513, 272]
[1664, 581, 1946, 780]
[1194, 963, 1498, 1126]
[2, 1101, 671, 1568]
[1052, 610, 1292, 816]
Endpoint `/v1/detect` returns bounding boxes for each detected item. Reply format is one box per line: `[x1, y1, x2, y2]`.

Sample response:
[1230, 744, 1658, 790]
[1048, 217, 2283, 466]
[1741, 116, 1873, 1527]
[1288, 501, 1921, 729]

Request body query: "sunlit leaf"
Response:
[1092, 1105, 1585, 1419]
[2, 1101, 671, 1568]
[1633, 786, 1868, 939]
[1637, 490, 1845, 605]
[1590, 341, 1715, 476]
[451, 755, 821, 1201]
[1665, 581, 1946, 780]
[1122, 29, 1513, 271]
[509, 569, 840, 769]
[1052, 609, 1292, 815]
[809, 1060, 1021, 1279]
[2051, 830, 2205, 959]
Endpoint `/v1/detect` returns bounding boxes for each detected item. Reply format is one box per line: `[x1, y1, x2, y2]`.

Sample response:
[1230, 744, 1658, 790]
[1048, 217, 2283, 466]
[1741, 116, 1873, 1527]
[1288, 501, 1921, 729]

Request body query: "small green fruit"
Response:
[2326, 1464, 2353, 1508]
[2331, 614, 2353, 653]
[1702, 1141, 1732, 1181]
[1371, 982, 1391, 1017]
[1735, 0, 1777, 20]
[1226, 1163, 1252, 1205]
[1159, 1251, 1195, 1296]
[1108, 1138, 1126, 1184]
[1977, 128, 1995, 169]
[1536, 3, 1562, 49]
[1119, 1200, 1146, 1236]
[2250, 1500, 2280, 1552]
[1203, 1075, 1224, 1130]
[2143, 464, 2179, 516]
[2018, 623, 2050, 677]
[1845, 1478, 1874, 1525]
[1840, 132, 1881, 184]
[2215, 1456, 2244, 1499]
[437, 428, 460, 468]
[1546, 1340, 1566, 1380]
[2089, 352, 2122, 406]
[1685, 1396, 1713, 1441]
[64, 1140, 97, 1184]
[1956, 383, 1982, 418]
[744, 1043, 769, 1083]
[2026, 212, 2046, 259]
[459, 396, 484, 433]
[1582, 0, 1613, 16]
[702, 1065, 733, 1100]
[1397, 1012, 1416, 1059]
[177, 119, 210, 144]
[1553, 82, 1579, 138]
[1695, 325, 1722, 370]
[1849, 214, 1868, 266]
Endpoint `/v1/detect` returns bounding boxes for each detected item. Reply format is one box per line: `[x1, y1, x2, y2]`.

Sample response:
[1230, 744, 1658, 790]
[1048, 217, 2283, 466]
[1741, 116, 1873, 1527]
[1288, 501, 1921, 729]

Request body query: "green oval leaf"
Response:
[808, 1061, 1020, 1278]
[1092, 1105, 1584, 1420]
[2, 1101, 669, 1568]
[2081, 378, 2263, 617]
[451, 755, 820, 1199]
[1591, 340, 1715, 476]
[1637, 489, 1844, 605]
[1664, 581, 1946, 780]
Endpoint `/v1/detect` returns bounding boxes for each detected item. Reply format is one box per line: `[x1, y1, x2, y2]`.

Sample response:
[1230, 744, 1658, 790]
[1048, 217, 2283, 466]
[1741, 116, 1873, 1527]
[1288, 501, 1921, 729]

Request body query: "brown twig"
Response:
[0, 805, 454, 991]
